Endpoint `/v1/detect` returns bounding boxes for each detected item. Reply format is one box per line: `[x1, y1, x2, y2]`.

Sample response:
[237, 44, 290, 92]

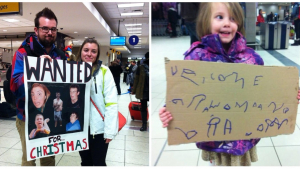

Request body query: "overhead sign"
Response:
[24, 56, 92, 160]
[110, 36, 126, 46]
[165, 59, 299, 145]
[128, 35, 139, 46]
[0, 2, 21, 15]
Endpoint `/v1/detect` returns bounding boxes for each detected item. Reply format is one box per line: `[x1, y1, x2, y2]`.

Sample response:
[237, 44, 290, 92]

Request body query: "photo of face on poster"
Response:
[30, 83, 51, 113]
[27, 82, 85, 139]
[68, 84, 83, 108]
[29, 114, 50, 139]
[66, 111, 82, 132]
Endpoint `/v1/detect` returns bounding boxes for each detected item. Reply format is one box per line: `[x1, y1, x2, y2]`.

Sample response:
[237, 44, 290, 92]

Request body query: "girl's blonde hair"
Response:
[196, 2, 245, 41]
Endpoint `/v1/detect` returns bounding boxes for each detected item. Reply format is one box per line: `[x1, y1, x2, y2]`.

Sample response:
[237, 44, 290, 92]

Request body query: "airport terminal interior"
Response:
[1, 1, 300, 167]
[151, 35, 300, 166]
[0, 2, 149, 166]
[151, 2, 300, 167]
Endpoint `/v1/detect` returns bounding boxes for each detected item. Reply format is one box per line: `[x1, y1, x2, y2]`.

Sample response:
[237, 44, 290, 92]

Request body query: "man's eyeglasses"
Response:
[38, 27, 57, 33]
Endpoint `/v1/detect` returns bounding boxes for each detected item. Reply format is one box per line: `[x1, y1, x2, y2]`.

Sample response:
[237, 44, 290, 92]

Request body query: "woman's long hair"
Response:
[74, 38, 100, 73]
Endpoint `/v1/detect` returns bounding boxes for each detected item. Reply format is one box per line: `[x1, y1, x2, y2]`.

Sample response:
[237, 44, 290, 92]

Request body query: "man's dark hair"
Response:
[34, 7, 58, 28]
[71, 112, 79, 119]
[69, 84, 80, 93]
[132, 61, 136, 64]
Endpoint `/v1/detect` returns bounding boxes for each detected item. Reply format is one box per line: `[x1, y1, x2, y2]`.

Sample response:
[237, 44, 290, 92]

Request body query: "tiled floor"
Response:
[151, 35, 300, 166]
[0, 74, 149, 166]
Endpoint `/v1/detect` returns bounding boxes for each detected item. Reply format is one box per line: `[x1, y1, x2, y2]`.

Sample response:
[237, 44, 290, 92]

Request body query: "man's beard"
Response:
[38, 34, 55, 48]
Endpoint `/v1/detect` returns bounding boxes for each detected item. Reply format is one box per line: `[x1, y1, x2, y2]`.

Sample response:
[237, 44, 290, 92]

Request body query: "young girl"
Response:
[159, 2, 300, 166]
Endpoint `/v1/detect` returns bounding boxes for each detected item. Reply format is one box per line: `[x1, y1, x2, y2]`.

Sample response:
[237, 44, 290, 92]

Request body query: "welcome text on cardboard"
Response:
[165, 59, 299, 145]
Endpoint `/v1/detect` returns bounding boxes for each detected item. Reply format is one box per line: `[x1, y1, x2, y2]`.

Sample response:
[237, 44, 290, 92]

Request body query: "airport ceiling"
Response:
[0, 2, 149, 54]
[258, 2, 291, 6]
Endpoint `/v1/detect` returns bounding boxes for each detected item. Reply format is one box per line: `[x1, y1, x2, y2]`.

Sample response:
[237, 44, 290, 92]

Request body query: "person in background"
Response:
[291, 2, 300, 46]
[180, 3, 200, 44]
[109, 59, 123, 95]
[285, 12, 289, 21]
[123, 61, 130, 84]
[132, 52, 149, 131]
[10, 7, 66, 166]
[131, 61, 138, 79]
[128, 61, 137, 92]
[256, 9, 265, 26]
[181, 19, 189, 35]
[267, 12, 274, 22]
[72, 38, 118, 166]
[168, 7, 180, 38]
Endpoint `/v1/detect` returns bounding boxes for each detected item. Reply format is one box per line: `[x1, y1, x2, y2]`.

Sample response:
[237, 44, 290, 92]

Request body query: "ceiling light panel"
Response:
[129, 34, 142, 36]
[125, 23, 142, 27]
[118, 3, 144, 8]
[126, 28, 142, 30]
[127, 31, 142, 34]
[121, 12, 143, 16]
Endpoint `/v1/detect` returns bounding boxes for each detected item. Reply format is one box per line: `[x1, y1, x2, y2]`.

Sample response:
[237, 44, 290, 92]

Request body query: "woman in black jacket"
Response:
[109, 61, 123, 95]
[132, 52, 149, 131]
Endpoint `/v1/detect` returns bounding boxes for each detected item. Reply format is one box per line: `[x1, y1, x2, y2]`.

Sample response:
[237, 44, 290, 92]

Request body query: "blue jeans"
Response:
[181, 25, 189, 35]
[185, 21, 199, 45]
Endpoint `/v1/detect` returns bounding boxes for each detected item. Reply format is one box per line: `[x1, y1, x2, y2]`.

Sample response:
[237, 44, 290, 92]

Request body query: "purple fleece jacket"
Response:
[183, 32, 263, 155]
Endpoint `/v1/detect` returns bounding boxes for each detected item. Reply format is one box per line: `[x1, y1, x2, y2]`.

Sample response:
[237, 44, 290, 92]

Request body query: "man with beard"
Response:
[10, 8, 66, 166]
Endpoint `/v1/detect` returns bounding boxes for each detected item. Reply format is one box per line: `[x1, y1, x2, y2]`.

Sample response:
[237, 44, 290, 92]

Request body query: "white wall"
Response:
[99, 46, 111, 66]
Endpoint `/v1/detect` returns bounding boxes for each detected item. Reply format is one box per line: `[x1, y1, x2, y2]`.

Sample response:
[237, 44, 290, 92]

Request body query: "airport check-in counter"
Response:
[260, 22, 291, 50]
[276, 21, 290, 49]
[260, 22, 278, 50]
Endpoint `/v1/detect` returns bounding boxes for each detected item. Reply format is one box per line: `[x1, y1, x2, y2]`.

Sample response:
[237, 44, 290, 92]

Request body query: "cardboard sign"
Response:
[24, 56, 92, 160]
[165, 58, 299, 145]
